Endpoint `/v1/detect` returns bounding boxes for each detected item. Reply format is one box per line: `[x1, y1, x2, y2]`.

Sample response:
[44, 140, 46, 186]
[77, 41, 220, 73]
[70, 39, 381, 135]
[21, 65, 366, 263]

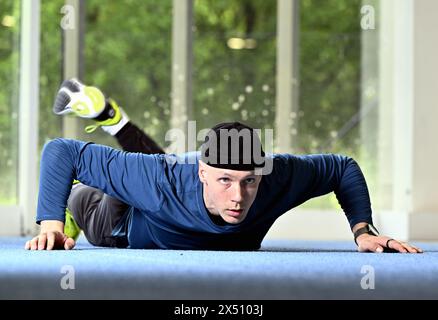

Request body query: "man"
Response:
[25, 79, 422, 253]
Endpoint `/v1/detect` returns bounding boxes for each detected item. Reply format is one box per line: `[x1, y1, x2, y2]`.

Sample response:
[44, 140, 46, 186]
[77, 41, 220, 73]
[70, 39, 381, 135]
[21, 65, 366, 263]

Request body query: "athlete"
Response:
[25, 79, 422, 253]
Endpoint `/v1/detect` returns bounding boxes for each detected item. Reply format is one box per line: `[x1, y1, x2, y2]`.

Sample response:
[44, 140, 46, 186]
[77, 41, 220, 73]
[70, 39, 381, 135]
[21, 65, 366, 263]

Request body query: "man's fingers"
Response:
[386, 239, 425, 253]
[25, 232, 74, 251]
[386, 239, 407, 253]
[46, 232, 56, 250]
[358, 241, 383, 253]
[412, 245, 423, 253]
[25, 231, 78, 251]
[385, 239, 423, 253]
[64, 238, 75, 250]
[394, 243, 408, 253]
[374, 245, 384, 253]
[365, 244, 384, 253]
[400, 242, 423, 253]
[401, 243, 417, 253]
[37, 233, 47, 250]
[30, 237, 39, 250]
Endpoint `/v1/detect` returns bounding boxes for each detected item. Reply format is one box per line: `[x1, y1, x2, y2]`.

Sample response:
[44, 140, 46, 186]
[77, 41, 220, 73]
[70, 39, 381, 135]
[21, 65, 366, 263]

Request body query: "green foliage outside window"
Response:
[0, 0, 368, 210]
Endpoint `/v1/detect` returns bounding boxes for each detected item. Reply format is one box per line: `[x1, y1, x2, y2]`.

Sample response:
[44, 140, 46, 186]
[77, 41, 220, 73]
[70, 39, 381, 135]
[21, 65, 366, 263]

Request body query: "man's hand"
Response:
[24, 220, 76, 250]
[356, 233, 423, 253]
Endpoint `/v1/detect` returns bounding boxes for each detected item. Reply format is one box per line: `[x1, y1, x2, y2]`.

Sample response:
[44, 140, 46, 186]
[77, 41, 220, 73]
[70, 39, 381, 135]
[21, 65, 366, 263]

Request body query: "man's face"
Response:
[198, 160, 262, 224]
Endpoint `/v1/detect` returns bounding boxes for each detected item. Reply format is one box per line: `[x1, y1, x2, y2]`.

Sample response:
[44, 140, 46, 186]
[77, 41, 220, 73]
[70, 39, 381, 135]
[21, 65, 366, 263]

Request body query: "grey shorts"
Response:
[67, 184, 129, 247]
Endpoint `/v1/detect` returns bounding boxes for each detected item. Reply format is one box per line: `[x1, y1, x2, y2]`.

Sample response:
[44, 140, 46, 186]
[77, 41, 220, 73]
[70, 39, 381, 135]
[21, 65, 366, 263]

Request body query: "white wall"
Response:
[377, 0, 438, 241]
[265, 209, 353, 241]
[411, 0, 438, 234]
[0, 207, 21, 236]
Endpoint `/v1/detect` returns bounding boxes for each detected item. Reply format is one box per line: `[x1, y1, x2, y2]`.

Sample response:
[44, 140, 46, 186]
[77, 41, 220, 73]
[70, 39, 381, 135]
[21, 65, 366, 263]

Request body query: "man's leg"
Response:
[114, 122, 165, 154]
[67, 184, 129, 247]
[56, 79, 164, 247]
[66, 117, 165, 247]
[52, 78, 164, 154]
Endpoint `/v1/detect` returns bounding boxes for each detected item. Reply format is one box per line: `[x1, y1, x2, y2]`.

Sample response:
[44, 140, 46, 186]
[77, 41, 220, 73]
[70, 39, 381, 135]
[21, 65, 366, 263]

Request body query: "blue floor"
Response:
[1, 236, 437, 299]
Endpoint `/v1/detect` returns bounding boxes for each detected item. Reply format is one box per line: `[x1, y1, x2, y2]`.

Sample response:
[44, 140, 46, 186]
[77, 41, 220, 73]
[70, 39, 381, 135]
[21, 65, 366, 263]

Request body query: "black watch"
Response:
[353, 224, 379, 245]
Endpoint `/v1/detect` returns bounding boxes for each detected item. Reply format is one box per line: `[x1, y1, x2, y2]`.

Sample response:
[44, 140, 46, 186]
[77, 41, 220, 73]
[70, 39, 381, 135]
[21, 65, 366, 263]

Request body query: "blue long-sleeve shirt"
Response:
[37, 138, 373, 250]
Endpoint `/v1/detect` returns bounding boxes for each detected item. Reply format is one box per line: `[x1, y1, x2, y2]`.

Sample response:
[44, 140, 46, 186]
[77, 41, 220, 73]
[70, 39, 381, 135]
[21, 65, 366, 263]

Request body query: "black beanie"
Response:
[200, 121, 265, 171]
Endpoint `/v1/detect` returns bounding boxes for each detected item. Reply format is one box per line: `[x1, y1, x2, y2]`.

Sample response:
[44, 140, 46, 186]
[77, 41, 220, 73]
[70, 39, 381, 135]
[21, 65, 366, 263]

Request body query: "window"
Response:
[0, 0, 20, 205]
[193, 0, 277, 134]
[193, 0, 367, 209]
[83, 0, 172, 148]
[299, 0, 365, 209]
[39, 0, 63, 152]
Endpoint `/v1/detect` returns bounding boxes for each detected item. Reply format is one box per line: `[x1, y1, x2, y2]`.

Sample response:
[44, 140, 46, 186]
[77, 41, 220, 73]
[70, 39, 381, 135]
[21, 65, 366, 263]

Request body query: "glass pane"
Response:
[0, 0, 20, 205]
[193, 0, 277, 135]
[83, 0, 172, 148]
[299, 0, 362, 156]
[40, 0, 63, 152]
[298, 0, 364, 209]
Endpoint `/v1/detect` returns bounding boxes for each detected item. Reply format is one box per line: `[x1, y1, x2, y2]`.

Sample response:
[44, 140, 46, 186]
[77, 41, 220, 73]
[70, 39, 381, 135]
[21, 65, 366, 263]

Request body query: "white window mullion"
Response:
[171, 0, 193, 138]
[275, 0, 299, 153]
[62, 0, 84, 139]
[19, 0, 40, 235]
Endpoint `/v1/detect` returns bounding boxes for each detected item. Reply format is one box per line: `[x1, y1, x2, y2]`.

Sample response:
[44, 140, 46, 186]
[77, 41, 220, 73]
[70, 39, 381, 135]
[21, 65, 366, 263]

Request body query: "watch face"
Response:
[368, 224, 379, 235]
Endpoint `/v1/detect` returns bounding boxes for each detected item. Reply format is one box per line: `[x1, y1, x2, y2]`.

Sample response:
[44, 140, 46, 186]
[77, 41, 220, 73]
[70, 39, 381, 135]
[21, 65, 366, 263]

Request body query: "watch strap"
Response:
[354, 225, 376, 245]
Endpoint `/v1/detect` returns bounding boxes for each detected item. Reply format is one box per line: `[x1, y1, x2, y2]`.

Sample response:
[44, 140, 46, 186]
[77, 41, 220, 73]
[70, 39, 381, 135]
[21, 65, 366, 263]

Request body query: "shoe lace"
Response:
[84, 124, 101, 133]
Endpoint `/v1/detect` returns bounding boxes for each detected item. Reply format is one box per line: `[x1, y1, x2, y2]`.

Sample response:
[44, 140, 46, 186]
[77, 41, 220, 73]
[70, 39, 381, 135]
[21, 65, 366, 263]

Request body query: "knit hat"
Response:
[200, 121, 265, 171]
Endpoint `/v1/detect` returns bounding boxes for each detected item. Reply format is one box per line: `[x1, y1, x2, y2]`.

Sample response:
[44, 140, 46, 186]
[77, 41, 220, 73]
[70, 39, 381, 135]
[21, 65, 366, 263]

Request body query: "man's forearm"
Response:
[335, 158, 373, 228]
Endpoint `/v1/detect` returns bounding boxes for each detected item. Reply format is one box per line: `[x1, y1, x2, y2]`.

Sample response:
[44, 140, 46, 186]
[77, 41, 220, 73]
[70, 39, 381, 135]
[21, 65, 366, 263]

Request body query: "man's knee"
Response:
[67, 184, 103, 230]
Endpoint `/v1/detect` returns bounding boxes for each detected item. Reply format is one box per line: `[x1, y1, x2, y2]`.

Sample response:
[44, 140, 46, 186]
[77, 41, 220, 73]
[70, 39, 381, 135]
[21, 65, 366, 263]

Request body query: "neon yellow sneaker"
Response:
[64, 208, 81, 241]
[84, 99, 122, 133]
[53, 78, 122, 133]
